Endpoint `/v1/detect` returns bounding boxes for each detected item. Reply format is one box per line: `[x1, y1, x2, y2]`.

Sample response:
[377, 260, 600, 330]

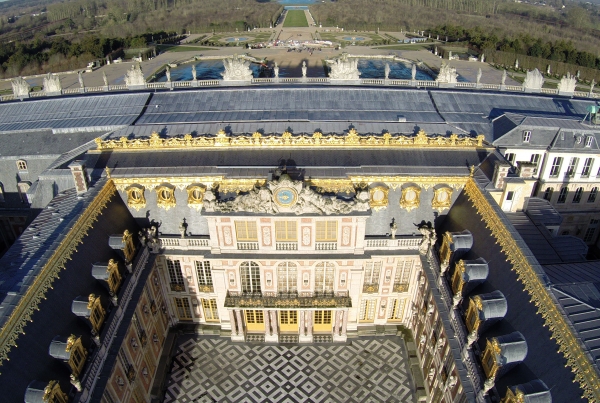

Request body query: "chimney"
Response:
[68, 161, 88, 194]
[492, 160, 511, 189]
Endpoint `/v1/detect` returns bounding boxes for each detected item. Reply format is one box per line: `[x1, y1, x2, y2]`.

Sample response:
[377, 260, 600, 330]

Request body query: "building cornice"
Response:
[464, 178, 600, 402]
[94, 129, 487, 151]
[0, 179, 116, 368]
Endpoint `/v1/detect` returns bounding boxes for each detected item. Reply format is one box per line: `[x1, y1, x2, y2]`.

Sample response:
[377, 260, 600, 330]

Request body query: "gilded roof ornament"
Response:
[94, 130, 487, 151]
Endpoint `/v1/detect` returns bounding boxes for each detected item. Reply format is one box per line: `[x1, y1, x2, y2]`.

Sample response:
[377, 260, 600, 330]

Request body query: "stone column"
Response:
[265, 310, 279, 343]
[264, 309, 271, 335]
[333, 309, 347, 342]
[231, 309, 245, 342]
[229, 310, 237, 336]
[306, 311, 313, 342]
[299, 310, 311, 343]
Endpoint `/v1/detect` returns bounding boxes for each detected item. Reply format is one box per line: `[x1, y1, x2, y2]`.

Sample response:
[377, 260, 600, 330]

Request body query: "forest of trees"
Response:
[0, 0, 598, 79]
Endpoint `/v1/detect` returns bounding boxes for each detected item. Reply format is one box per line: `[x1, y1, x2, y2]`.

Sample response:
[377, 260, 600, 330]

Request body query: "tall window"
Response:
[364, 261, 382, 284]
[315, 262, 335, 293]
[174, 297, 192, 320]
[584, 227, 597, 243]
[195, 261, 213, 286]
[359, 299, 376, 322]
[235, 221, 258, 241]
[530, 154, 540, 174]
[314, 310, 332, 325]
[522, 131, 531, 143]
[316, 221, 337, 242]
[388, 298, 406, 320]
[565, 157, 579, 178]
[275, 221, 297, 241]
[245, 310, 264, 324]
[557, 187, 569, 203]
[277, 262, 297, 293]
[589, 187, 598, 203]
[586, 136, 594, 147]
[279, 310, 298, 325]
[543, 187, 553, 201]
[582, 158, 594, 178]
[202, 299, 219, 321]
[549, 157, 563, 177]
[166, 259, 185, 291]
[394, 260, 413, 292]
[573, 187, 584, 203]
[240, 261, 261, 294]
[504, 153, 515, 165]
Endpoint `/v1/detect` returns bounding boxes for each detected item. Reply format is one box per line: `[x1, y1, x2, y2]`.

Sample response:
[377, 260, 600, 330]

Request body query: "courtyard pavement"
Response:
[163, 335, 417, 403]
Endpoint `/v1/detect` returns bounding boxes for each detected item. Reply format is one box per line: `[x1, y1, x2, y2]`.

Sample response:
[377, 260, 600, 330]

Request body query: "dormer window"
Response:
[586, 136, 594, 147]
[16, 159, 27, 171]
[522, 131, 531, 143]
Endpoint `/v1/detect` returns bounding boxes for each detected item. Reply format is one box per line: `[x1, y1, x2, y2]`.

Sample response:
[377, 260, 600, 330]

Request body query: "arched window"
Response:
[543, 187, 553, 201]
[240, 261, 261, 294]
[573, 187, 583, 203]
[557, 187, 569, 204]
[589, 188, 598, 203]
[315, 262, 334, 294]
[277, 262, 297, 294]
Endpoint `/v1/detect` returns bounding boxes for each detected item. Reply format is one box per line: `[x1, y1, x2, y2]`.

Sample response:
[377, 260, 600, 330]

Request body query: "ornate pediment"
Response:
[203, 174, 370, 215]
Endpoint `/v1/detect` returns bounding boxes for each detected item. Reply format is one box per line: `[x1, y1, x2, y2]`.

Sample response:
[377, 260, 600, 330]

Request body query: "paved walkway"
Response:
[163, 335, 416, 403]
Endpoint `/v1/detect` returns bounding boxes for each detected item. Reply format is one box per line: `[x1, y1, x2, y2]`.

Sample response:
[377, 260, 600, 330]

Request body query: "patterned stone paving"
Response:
[163, 335, 416, 403]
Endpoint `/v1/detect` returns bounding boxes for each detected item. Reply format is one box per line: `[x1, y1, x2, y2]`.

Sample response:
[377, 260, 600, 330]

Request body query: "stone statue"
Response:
[165, 65, 171, 82]
[328, 54, 360, 80]
[480, 53, 485, 63]
[501, 69, 507, 86]
[70, 374, 82, 392]
[179, 220, 187, 238]
[11, 77, 30, 97]
[590, 79, 595, 95]
[302, 61, 307, 78]
[125, 63, 145, 87]
[434, 46, 438, 56]
[435, 62, 457, 84]
[78, 71, 85, 89]
[411, 63, 417, 80]
[384, 63, 390, 80]
[273, 62, 279, 78]
[476, 68, 482, 85]
[221, 55, 253, 81]
[203, 175, 370, 215]
[390, 219, 397, 239]
[103, 71, 109, 87]
[523, 68, 544, 90]
[192, 64, 197, 80]
[547, 64, 551, 75]
[515, 59, 519, 69]
[467, 330, 478, 347]
[558, 72, 577, 93]
[43, 72, 62, 93]
[453, 293, 462, 308]
[448, 51, 452, 60]
[418, 223, 437, 255]
[448, 375, 457, 388]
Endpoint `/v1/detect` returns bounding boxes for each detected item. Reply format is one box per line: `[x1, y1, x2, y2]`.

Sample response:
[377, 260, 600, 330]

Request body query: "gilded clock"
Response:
[274, 187, 298, 207]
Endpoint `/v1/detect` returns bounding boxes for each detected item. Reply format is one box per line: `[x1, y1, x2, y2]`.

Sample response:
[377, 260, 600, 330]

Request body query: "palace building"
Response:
[0, 85, 599, 403]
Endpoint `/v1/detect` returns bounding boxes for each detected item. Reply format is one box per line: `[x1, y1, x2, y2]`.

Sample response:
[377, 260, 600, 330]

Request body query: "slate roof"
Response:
[440, 190, 586, 402]
[0, 181, 141, 403]
[0, 130, 106, 158]
[0, 93, 149, 133]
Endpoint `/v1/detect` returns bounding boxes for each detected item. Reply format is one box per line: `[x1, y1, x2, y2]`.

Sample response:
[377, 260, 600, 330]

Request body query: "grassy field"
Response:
[283, 10, 309, 27]
[373, 44, 429, 51]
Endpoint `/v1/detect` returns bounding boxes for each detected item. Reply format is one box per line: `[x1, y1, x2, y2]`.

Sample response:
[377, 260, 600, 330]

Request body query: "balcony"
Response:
[364, 236, 420, 250]
[197, 284, 214, 293]
[276, 242, 298, 251]
[224, 291, 351, 308]
[393, 283, 409, 293]
[170, 283, 185, 292]
[160, 236, 210, 250]
[363, 283, 380, 294]
[315, 242, 337, 250]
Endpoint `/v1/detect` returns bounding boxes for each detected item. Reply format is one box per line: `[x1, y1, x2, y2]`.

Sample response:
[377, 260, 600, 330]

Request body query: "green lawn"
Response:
[283, 10, 309, 27]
